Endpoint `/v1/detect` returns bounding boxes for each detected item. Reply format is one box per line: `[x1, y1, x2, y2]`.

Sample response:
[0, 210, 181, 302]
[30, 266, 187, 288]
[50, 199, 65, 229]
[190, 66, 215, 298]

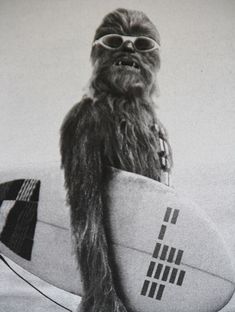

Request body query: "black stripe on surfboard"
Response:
[171, 209, 179, 224]
[156, 284, 165, 300]
[163, 207, 172, 222]
[141, 280, 150, 296]
[158, 224, 167, 240]
[146, 261, 156, 277]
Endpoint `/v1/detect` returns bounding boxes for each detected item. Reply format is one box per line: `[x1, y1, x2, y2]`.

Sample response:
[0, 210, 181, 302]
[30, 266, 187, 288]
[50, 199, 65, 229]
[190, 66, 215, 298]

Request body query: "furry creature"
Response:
[60, 8, 172, 312]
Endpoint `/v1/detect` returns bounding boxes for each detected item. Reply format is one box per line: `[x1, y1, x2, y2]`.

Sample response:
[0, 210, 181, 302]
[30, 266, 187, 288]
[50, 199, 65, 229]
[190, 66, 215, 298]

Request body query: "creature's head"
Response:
[90, 8, 161, 98]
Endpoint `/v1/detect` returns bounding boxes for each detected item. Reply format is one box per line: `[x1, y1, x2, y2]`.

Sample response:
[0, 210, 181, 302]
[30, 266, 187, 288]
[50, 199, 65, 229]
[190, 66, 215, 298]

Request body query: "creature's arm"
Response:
[60, 98, 121, 310]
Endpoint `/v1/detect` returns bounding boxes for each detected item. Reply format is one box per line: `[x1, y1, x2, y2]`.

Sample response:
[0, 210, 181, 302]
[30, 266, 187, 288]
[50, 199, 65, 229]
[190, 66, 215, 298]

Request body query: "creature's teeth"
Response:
[115, 60, 139, 69]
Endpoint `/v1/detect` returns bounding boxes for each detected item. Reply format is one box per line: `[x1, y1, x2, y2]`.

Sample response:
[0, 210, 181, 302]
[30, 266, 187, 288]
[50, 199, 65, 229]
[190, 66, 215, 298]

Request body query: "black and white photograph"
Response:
[0, 1, 235, 311]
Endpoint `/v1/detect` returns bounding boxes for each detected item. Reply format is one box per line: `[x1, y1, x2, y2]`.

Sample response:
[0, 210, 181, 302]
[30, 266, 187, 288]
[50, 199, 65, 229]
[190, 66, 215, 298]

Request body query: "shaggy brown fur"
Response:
[60, 8, 172, 312]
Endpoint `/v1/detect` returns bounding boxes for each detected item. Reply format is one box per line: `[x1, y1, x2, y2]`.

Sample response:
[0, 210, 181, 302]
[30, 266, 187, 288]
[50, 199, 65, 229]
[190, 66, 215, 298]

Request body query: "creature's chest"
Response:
[102, 117, 172, 186]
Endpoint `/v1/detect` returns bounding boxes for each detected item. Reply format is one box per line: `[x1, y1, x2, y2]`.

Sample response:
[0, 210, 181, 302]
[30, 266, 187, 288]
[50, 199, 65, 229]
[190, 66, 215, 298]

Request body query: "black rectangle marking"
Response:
[148, 282, 157, 298]
[141, 280, 150, 296]
[167, 247, 176, 263]
[156, 284, 165, 300]
[153, 243, 161, 258]
[175, 250, 184, 265]
[160, 245, 169, 261]
[164, 207, 172, 222]
[171, 209, 179, 224]
[158, 224, 167, 240]
[147, 261, 156, 277]
[169, 268, 178, 284]
[162, 266, 170, 282]
[154, 263, 163, 279]
[177, 270, 186, 286]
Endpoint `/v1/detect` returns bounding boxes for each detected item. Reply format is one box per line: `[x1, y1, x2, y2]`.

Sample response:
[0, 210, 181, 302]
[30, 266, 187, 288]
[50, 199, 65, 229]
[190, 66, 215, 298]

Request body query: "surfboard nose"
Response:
[108, 169, 235, 312]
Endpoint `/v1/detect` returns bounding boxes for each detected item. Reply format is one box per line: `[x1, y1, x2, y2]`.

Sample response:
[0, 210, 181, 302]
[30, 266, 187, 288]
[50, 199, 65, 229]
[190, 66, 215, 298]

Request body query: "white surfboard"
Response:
[0, 163, 234, 312]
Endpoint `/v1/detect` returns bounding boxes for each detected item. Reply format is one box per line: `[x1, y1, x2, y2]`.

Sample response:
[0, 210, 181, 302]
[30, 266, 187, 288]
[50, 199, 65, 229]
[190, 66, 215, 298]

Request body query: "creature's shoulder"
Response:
[60, 97, 95, 161]
[62, 96, 94, 125]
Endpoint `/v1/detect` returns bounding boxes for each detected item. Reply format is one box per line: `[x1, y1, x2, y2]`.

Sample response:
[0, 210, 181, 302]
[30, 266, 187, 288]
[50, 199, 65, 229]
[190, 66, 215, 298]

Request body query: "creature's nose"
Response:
[121, 40, 135, 52]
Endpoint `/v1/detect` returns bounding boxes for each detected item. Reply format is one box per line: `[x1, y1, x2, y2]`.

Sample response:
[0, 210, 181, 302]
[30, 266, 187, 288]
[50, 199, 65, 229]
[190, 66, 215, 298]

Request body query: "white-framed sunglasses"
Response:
[93, 34, 160, 53]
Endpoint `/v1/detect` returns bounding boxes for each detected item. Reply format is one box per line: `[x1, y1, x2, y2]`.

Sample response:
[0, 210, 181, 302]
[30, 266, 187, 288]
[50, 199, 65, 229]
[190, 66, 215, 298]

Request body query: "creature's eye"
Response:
[102, 35, 123, 48]
[135, 37, 156, 51]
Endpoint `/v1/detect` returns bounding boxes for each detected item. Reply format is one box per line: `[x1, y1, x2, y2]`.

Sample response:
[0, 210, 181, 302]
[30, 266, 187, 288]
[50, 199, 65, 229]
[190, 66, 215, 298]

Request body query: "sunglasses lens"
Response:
[135, 37, 155, 51]
[102, 35, 123, 48]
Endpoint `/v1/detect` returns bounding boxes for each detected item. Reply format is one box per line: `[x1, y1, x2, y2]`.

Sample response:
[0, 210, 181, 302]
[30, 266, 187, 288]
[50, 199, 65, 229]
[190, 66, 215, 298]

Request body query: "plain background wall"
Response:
[0, 0, 235, 306]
